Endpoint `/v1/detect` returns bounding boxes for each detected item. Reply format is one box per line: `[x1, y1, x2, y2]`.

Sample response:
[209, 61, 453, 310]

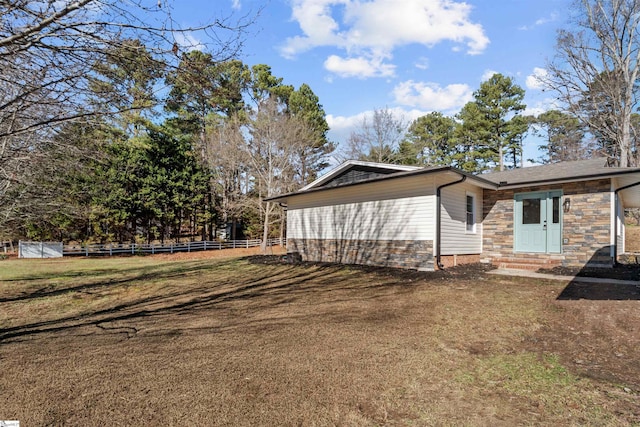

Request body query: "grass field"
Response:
[0, 252, 639, 426]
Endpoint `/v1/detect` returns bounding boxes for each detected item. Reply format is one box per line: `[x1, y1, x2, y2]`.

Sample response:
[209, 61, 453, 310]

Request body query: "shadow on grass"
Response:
[557, 282, 640, 300]
[551, 246, 640, 301]
[0, 260, 230, 303]
[0, 257, 433, 343]
[0, 259, 216, 283]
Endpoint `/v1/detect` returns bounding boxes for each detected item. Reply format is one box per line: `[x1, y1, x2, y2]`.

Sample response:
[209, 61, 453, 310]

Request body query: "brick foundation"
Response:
[482, 179, 614, 268]
[288, 238, 434, 270]
[436, 254, 481, 269]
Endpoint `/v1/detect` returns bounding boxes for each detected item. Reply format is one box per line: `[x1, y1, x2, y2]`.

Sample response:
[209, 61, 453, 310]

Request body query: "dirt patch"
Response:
[526, 297, 640, 393]
[249, 255, 497, 280]
[1, 255, 639, 426]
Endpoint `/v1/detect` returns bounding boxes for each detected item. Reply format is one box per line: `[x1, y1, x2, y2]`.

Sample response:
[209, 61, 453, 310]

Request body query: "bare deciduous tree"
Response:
[0, 0, 255, 233]
[544, 0, 640, 166]
[338, 107, 406, 164]
[244, 98, 311, 253]
[206, 114, 249, 240]
[1, 0, 253, 139]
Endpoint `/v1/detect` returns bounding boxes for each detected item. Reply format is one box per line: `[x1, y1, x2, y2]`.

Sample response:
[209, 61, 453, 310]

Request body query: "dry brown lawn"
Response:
[625, 225, 640, 253]
[0, 251, 639, 426]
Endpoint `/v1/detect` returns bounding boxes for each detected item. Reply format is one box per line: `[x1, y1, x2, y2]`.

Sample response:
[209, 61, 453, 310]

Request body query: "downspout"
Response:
[613, 181, 640, 265]
[436, 175, 467, 269]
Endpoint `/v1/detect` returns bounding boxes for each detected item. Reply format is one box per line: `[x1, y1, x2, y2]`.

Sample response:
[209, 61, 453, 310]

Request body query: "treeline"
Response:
[343, 73, 640, 173]
[13, 67, 640, 245]
[6, 44, 333, 246]
[5, 0, 640, 244]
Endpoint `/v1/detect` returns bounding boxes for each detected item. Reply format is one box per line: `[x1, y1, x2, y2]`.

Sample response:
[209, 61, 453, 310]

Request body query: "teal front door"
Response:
[514, 191, 562, 253]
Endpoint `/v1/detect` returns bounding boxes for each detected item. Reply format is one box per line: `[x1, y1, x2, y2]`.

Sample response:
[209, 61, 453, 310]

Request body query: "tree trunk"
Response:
[279, 212, 285, 243]
[261, 201, 271, 254]
[231, 218, 237, 240]
[620, 109, 631, 167]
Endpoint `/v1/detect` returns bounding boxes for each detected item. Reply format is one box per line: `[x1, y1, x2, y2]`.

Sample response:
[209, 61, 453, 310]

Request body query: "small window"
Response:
[552, 196, 560, 224]
[466, 194, 476, 233]
[522, 198, 541, 224]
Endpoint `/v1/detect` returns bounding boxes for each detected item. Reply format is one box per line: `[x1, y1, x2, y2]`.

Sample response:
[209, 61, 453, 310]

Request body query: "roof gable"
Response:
[301, 160, 420, 191]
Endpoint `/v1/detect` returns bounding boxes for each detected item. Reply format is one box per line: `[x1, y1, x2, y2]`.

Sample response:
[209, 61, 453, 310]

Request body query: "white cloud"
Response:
[324, 54, 395, 78]
[280, 0, 344, 59]
[414, 57, 429, 70]
[526, 67, 548, 90]
[535, 12, 559, 26]
[523, 96, 560, 117]
[231, 0, 241, 9]
[392, 80, 473, 111]
[173, 32, 204, 51]
[481, 69, 498, 81]
[282, 0, 489, 77]
[519, 12, 559, 30]
[327, 112, 368, 135]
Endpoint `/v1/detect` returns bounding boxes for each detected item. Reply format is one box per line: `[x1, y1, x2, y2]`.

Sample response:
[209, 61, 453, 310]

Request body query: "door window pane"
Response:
[552, 196, 560, 224]
[522, 198, 541, 224]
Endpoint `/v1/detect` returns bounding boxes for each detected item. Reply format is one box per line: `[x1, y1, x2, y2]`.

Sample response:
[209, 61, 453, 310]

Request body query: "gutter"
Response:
[436, 175, 467, 270]
[491, 169, 640, 190]
[613, 180, 640, 265]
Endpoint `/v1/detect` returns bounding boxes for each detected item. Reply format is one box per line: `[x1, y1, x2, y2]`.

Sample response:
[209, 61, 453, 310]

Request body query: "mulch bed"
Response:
[538, 263, 640, 281]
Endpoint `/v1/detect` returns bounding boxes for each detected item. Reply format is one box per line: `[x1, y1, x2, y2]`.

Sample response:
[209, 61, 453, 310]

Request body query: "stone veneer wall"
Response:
[288, 238, 434, 270]
[482, 179, 613, 267]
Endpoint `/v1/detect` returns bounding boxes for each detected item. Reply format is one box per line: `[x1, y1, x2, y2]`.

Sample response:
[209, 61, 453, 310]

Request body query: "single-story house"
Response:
[266, 157, 640, 270]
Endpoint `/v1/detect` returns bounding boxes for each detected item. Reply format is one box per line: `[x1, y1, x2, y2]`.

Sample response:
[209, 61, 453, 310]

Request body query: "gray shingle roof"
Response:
[266, 157, 640, 203]
[481, 157, 639, 186]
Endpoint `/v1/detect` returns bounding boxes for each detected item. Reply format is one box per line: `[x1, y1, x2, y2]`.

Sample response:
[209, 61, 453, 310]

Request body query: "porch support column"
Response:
[613, 180, 640, 265]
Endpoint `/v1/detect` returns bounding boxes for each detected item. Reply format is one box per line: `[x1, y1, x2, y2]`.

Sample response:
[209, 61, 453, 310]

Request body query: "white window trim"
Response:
[465, 192, 477, 234]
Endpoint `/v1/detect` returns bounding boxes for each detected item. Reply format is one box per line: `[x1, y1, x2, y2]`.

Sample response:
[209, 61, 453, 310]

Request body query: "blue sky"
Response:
[175, 0, 571, 164]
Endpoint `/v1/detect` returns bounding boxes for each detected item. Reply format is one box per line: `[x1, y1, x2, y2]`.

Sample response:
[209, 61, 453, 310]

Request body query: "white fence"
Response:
[19, 241, 64, 258]
[62, 239, 285, 257]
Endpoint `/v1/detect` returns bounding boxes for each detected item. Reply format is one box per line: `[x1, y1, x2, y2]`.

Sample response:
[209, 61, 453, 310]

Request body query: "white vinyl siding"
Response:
[439, 181, 483, 255]
[612, 179, 624, 254]
[287, 176, 436, 241]
[617, 194, 625, 254]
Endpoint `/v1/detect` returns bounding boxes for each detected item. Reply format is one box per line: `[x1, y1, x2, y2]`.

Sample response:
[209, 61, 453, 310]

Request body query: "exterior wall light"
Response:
[563, 198, 571, 213]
